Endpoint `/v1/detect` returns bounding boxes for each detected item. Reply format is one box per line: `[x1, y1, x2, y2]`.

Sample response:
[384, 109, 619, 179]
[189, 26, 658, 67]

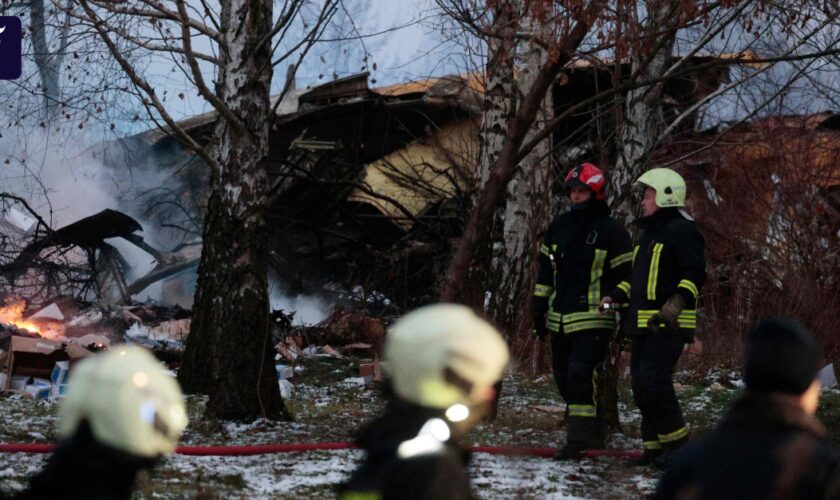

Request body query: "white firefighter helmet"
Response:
[635, 167, 687, 208]
[58, 346, 188, 458]
[383, 303, 509, 409]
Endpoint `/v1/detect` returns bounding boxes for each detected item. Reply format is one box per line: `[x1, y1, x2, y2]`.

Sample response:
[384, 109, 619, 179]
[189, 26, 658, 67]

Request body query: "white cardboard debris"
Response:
[25, 303, 64, 322]
[275, 364, 294, 380]
[818, 363, 837, 389]
[125, 323, 149, 339]
[68, 309, 103, 327]
[302, 345, 343, 359]
[50, 361, 70, 398]
[341, 377, 366, 386]
[23, 378, 51, 399]
[10, 375, 29, 390]
[278, 379, 294, 398]
[4, 207, 36, 233]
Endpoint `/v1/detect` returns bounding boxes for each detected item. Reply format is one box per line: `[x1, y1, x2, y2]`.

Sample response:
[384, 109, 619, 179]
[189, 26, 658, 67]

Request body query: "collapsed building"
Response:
[93, 57, 732, 312]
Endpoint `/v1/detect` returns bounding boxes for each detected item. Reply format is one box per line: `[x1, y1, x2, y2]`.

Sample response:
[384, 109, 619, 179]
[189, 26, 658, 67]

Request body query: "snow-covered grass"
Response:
[2, 357, 839, 499]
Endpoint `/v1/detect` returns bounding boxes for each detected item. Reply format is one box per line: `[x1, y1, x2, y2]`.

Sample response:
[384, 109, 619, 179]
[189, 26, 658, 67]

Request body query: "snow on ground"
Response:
[4, 359, 837, 499]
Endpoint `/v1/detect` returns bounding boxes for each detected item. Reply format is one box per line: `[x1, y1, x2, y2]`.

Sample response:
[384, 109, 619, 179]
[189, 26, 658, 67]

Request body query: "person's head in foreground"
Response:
[743, 316, 822, 411]
[20, 346, 188, 500]
[654, 317, 840, 500]
[340, 303, 510, 500]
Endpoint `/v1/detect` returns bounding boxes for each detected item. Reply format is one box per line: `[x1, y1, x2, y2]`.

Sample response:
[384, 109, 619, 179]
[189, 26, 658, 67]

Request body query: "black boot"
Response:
[635, 447, 663, 466]
[653, 436, 689, 469]
[554, 441, 587, 460]
[553, 417, 604, 461]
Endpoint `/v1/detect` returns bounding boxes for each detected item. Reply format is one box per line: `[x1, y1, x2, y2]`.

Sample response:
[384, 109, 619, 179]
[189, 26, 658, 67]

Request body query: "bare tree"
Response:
[608, 0, 685, 217]
[440, 0, 604, 307]
[439, 0, 840, 321]
[0, 0, 140, 129]
[62, 0, 340, 420]
[496, 8, 556, 362]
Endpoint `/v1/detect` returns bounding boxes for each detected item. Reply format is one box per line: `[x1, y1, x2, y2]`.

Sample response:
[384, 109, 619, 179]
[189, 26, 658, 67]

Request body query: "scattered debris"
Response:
[358, 361, 381, 383]
[532, 405, 566, 415]
[275, 336, 302, 361]
[818, 363, 837, 389]
[0, 335, 92, 398]
[302, 345, 342, 359]
[50, 361, 70, 398]
[278, 378, 294, 399]
[275, 364, 294, 380]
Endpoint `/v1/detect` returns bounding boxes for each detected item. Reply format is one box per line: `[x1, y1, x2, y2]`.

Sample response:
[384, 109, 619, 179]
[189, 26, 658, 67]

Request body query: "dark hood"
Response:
[721, 392, 826, 437]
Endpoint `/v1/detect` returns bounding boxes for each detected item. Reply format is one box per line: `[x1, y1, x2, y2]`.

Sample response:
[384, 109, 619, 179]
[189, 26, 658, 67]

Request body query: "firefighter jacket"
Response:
[18, 421, 157, 500]
[653, 392, 840, 500]
[609, 208, 705, 338]
[338, 400, 472, 500]
[533, 201, 632, 334]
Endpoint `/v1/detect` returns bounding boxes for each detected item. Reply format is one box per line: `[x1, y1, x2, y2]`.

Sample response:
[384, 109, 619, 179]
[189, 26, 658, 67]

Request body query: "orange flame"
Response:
[0, 300, 64, 339]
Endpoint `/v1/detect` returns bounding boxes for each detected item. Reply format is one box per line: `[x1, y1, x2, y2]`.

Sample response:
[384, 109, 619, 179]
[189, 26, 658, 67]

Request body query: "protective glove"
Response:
[647, 294, 686, 333]
[532, 316, 548, 340]
[599, 296, 614, 315]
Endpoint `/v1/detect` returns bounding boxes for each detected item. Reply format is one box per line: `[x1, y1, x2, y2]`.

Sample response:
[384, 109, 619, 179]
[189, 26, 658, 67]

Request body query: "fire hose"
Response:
[0, 442, 641, 459]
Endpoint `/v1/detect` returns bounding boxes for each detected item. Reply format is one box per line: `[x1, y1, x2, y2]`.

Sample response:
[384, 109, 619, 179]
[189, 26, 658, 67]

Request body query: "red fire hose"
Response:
[0, 442, 641, 459]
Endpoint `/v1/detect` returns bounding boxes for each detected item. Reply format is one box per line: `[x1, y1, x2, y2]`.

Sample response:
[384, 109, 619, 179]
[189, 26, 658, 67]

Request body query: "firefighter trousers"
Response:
[551, 329, 611, 446]
[630, 334, 688, 452]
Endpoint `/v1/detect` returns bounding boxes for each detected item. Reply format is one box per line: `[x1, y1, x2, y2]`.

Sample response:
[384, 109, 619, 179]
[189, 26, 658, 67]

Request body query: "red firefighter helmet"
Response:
[564, 163, 607, 201]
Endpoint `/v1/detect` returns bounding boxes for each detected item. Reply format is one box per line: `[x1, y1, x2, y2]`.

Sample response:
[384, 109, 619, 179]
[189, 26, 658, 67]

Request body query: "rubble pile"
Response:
[0, 295, 191, 399]
[1, 291, 395, 401]
[272, 308, 387, 397]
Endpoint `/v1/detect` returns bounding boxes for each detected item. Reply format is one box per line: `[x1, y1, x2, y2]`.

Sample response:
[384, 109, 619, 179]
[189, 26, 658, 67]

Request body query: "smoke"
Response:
[268, 276, 332, 326]
[0, 124, 172, 301]
[0, 126, 120, 227]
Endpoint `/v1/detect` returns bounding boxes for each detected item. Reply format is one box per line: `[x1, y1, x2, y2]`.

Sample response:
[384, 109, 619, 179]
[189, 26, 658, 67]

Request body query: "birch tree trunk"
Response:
[457, 0, 520, 310]
[609, 0, 681, 218]
[494, 16, 554, 362]
[600, 0, 682, 432]
[178, 0, 285, 420]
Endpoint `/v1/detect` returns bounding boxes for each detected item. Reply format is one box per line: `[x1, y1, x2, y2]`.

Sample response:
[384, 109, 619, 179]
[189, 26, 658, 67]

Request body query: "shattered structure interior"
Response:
[94, 59, 732, 313]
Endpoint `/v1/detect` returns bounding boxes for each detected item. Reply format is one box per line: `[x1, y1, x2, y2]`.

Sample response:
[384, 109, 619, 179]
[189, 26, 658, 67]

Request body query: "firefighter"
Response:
[18, 346, 188, 500]
[601, 167, 706, 467]
[654, 317, 840, 499]
[532, 162, 632, 460]
[339, 303, 509, 500]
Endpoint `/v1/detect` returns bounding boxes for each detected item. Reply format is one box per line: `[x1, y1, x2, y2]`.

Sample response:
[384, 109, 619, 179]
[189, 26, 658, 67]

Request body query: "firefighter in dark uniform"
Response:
[601, 167, 706, 467]
[654, 317, 840, 499]
[532, 163, 633, 459]
[339, 304, 509, 500]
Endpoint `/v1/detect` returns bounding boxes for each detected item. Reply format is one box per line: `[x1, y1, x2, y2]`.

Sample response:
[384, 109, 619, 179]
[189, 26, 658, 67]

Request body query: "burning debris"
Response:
[0, 293, 193, 399]
[0, 285, 391, 400]
[0, 298, 64, 340]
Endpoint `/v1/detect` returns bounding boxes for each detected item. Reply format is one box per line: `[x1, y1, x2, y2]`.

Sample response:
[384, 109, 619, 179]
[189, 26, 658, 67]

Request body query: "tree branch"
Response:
[75, 0, 218, 171]
[175, 0, 245, 133]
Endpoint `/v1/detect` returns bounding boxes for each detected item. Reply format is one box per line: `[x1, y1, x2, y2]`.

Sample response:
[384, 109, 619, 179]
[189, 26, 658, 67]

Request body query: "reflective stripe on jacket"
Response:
[533, 201, 632, 334]
[609, 208, 706, 337]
